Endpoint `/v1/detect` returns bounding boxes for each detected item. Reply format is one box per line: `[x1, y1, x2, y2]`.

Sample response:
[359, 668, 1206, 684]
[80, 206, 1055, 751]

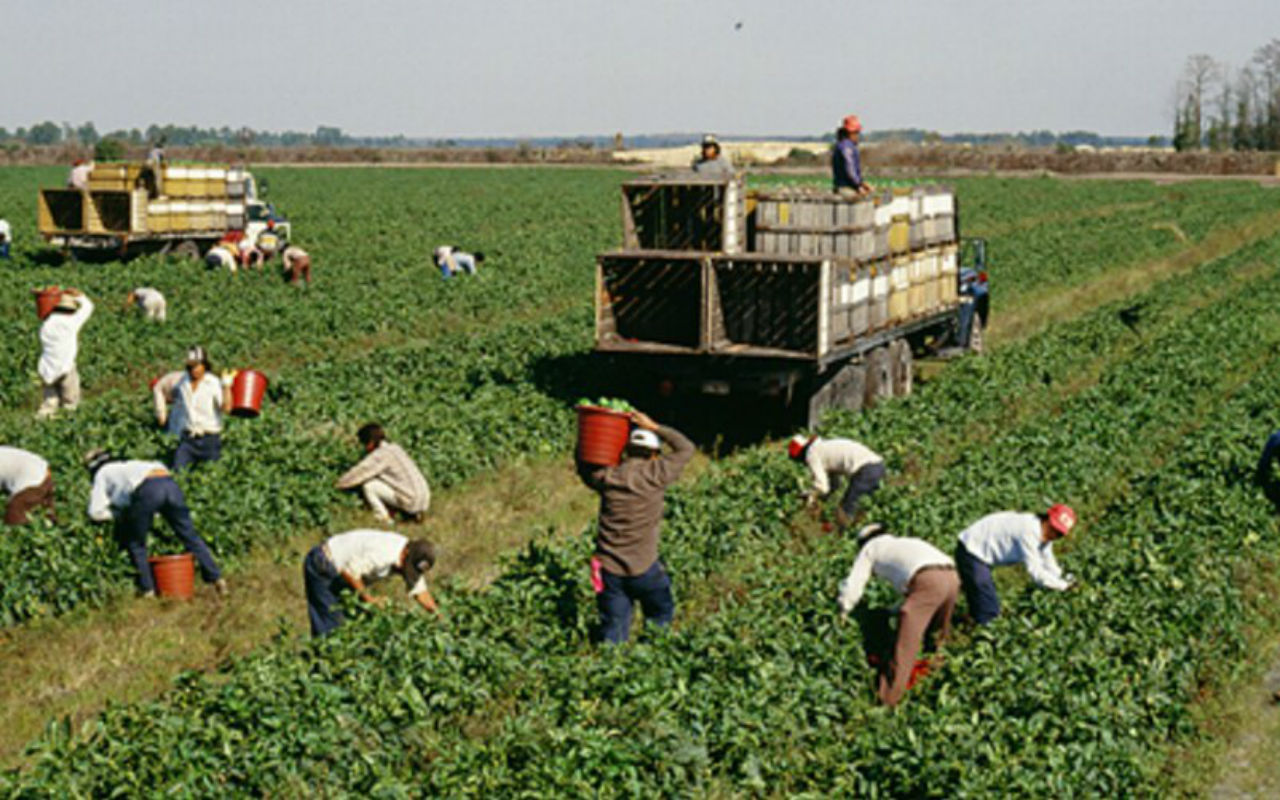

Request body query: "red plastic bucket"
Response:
[34, 287, 62, 320]
[230, 369, 268, 417]
[148, 553, 195, 599]
[576, 406, 631, 467]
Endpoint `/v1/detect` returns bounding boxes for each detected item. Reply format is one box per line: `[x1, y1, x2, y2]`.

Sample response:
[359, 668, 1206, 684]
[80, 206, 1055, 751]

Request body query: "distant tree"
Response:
[76, 121, 100, 146]
[27, 121, 62, 145]
[94, 138, 126, 161]
[314, 125, 344, 146]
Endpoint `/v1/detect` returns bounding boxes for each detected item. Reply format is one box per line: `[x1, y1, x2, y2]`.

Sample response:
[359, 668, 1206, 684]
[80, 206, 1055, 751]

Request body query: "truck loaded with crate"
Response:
[37, 163, 290, 260]
[593, 175, 988, 427]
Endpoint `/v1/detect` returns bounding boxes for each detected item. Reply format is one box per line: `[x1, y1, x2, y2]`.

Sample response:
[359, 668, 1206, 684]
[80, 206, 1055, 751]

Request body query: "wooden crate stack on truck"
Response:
[594, 175, 985, 427]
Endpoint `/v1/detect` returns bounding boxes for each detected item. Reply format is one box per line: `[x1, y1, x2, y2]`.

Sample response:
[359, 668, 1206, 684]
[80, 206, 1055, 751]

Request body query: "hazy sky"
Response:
[3, 1, 1275, 139]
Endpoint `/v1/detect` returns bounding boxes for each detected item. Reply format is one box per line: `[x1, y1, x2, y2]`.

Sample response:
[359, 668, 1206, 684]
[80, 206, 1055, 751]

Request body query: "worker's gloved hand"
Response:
[220, 369, 239, 384]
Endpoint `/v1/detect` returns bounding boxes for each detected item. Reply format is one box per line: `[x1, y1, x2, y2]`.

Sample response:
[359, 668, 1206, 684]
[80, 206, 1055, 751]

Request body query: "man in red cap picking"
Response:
[953, 505, 1077, 625]
[832, 114, 873, 197]
[788, 434, 886, 528]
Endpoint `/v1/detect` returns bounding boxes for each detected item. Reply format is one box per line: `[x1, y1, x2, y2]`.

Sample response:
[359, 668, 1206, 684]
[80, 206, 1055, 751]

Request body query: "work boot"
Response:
[214, 578, 229, 597]
[141, 590, 156, 599]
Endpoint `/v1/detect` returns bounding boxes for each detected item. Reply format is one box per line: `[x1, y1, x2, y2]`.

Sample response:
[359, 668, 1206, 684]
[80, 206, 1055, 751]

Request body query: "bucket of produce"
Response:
[33, 287, 62, 320]
[230, 369, 269, 418]
[575, 397, 633, 467]
[148, 553, 195, 599]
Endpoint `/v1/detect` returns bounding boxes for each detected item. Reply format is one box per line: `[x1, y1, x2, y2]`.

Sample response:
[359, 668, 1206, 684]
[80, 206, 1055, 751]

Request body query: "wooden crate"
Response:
[621, 176, 745, 253]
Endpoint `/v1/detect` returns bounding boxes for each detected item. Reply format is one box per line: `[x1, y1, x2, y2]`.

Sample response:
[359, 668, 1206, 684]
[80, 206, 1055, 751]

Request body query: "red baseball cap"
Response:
[842, 115, 862, 134]
[1047, 504, 1076, 535]
[788, 434, 813, 459]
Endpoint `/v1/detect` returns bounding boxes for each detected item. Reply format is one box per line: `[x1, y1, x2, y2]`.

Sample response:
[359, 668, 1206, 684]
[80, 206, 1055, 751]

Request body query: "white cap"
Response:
[629, 429, 661, 450]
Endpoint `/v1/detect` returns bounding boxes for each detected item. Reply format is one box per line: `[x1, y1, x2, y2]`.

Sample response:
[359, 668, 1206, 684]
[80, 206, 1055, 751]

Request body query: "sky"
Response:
[2, 0, 1276, 140]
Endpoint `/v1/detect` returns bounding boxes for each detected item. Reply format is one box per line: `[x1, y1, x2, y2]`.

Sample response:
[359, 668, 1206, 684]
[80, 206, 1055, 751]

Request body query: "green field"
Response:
[0, 166, 1278, 795]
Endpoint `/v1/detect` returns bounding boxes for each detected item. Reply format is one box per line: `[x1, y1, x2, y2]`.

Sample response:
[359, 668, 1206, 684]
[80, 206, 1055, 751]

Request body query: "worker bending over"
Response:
[434, 245, 485, 279]
[282, 245, 311, 285]
[577, 411, 694, 644]
[0, 217, 11, 260]
[37, 289, 93, 419]
[334, 424, 431, 524]
[0, 446, 56, 525]
[789, 434, 886, 528]
[85, 449, 226, 597]
[832, 115, 873, 196]
[205, 241, 240, 273]
[954, 505, 1076, 625]
[126, 287, 167, 322]
[303, 529, 438, 636]
[838, 523, 958, 706]
[154, 347, 232, 471]
[691, 134, 734, 175]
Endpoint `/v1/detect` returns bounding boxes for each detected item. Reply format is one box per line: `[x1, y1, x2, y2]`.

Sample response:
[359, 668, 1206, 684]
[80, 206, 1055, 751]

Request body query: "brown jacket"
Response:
[579, 426, 694, 577]
[335, 442, 431, 514]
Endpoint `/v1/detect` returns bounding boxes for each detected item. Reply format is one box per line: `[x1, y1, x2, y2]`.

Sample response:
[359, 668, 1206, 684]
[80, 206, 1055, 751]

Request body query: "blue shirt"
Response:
[832, 138, 862, 190]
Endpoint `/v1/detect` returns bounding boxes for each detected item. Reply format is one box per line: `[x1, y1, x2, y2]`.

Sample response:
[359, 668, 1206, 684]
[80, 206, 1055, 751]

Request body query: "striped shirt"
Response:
[335, 442, 431, 514]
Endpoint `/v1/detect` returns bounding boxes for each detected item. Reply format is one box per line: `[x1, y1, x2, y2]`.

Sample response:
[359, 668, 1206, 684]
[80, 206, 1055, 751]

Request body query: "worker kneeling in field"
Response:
[838, 523, 958, 706]
[953, 505, 1076, 625]
[334, 423, 431, 524]
[84, 449, 226, 597]
[303, 529, 438, 636]
[789, 434, 885, 529]
[125, 287, 167, 322]
[0, 446, 56, 525]
[154, 347, 233, 472]
[577, 411, 694, 644]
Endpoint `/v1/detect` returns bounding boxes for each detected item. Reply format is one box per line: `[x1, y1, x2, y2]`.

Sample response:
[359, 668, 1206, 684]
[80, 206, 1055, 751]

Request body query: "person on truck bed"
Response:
[154, 347, 233, 471]
[832, 115, 873, 197]
[303, 529, 438, 637]
[691, 134, 734, 175]
[837, 523, 958, 706]
[434, 245, 484, 278]
[334, 423, 431, 524]
[0, 446, 56, 525]
[37, 289, 93, 420]
[67, 159, 93, 191]
[126, 287, 167, 322]
[788, 434, 886, 529]
[282, 245, 312, 285]
[576, 411, 695, 644]
[953, 505, 1077, 625]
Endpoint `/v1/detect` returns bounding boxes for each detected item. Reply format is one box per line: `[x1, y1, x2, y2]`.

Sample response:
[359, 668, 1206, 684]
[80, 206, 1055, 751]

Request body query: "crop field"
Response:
[0, 165, 1278, 795]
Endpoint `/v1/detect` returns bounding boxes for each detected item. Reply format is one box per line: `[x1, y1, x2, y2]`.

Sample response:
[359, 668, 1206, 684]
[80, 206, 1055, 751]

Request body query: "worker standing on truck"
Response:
[154, 347, 232, 471]
[434, 245, 485, 279]
[281, 244, 312, 285]
[0, 217, 11, 260]
[67, 159, 93, 191]
[126, 287, 167, 322]
[832, 115, 873, 197]
[0, 446, 56, 525]
[691, 134, 734, 175]
[837, 523, 959, 706]
[37, 289, 93, 420]
[789, 434, 886, 528]
[303, 529, 438, 636]
[334, 423, 431, 524]
[954, 505, 1076, 625]
[84, 449, 227, 597]
[577, 411, 695, 644]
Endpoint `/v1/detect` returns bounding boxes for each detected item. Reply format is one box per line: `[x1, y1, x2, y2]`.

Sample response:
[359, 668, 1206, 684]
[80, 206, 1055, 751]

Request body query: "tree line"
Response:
[0, 122, 412, 150]
[1173, 38, 1280, 151]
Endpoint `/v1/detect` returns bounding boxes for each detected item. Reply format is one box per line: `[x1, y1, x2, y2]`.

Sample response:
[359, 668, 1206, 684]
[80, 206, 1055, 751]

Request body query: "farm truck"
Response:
[593, 175, 989, 427]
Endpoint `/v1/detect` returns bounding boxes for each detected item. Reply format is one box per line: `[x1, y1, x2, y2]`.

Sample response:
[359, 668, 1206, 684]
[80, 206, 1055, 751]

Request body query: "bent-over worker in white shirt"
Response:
[0, 446, 56, 525]
[789, 434, 886, 528]
[837, 523, 958, 706]
[954, 505, 1077, 625]
[126, 287, 167, 322]
[37, 289, 93, 419]
[302, 529, 438, 636]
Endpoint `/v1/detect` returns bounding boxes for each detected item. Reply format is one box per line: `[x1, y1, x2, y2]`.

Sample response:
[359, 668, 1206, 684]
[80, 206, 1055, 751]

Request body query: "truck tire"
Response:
[171, 239, 201, 260]
[837, 364, 866, 413]
[890, 339, 914, 397]
[968, 315, 985, 354]
[864, 347, 893, 408]
[802, 362, 866, 427]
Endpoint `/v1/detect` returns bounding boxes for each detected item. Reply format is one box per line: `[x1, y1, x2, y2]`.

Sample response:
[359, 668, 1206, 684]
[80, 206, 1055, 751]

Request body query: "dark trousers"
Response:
[304, 546, 346, 637]
[120, 476, 221, 593]
[597, 560, 675, 644]
[1258, 431, 1280, 481]
[955, 541, 1000, 625]
[840, 462, 886, 517]
[173, 433, 222, 472]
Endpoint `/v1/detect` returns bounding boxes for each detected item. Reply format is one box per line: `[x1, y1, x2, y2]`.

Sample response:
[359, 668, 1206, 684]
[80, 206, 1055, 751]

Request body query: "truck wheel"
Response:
[171, 239, 201, 260]
[890, 339, 914, 397]
[968, 315, 985, 354]
[864, 347, 893, 408]
[837, 364, 866, 413]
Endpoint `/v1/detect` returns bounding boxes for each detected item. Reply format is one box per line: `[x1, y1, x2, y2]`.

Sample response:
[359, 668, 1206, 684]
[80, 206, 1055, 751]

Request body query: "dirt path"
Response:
[1207, 646, 1280, 799]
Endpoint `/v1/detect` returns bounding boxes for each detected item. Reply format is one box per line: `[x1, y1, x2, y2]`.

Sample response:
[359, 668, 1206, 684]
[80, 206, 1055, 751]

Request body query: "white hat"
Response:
[856, 523, 888, 544]
[629, 429, 661, 450]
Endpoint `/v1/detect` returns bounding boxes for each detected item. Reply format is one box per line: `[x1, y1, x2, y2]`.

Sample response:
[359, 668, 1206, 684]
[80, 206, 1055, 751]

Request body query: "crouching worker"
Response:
[303, 529, 438, 636]
[126, 287, 167, 322]
[837, 523, 958, 706]
[434, 245, 485, 278]
[334, 423, 431, 524]
[84, 449, 226, 597]
[789, 434, 886, 528]
[954, 505, 1076, 625]
[577, 411, 694, 644]
[0, 446, 56, 525]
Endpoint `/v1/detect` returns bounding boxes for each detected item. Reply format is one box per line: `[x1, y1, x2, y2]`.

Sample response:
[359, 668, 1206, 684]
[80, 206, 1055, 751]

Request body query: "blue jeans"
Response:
[955, 541, 1000, 625]
[840, 462, 885, 517]
[597, 559, 675, 644]
[440, 252, 476, 278]
[1257, 431, 1280, 482]
[173, 433, 221, 471]
[304, 546, 346, 637]
[0, 241, 9, 260]
[119, 476, 221, 593]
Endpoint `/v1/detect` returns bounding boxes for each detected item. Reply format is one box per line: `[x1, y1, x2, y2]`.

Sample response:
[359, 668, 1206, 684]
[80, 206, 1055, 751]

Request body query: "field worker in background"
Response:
[0, 217, 11, 260]
[303, 529, 438, 636]
[0, 446, 56, 525]
[67, 159, 93, 191]
[334, 423, 431, 524]
[954, 505, 1077, 626]
[37, 288, 93, 419]
[434, 245, 485, 279]
[282, 244, 312, 285]
[155, 346, 233, 471]
[126, 287, 167, 322]
[691, 134, 734, 175]
[239, 241, 265, 271]
[577, 410, 695, 644]
[256, 221, 283, 259]
[789, 434, 886, 528]
[205, 241, 240, 273]
[84, 449, 226, 597]
[832, 115, 873, 197]
[837, 523, 958, 706]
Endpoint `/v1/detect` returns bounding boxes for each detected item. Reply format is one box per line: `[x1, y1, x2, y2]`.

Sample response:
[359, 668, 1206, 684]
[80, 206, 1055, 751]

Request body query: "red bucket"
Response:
[148, 553, 195, 599]
[576, 406, 631, 467]
[34, 287, 62, 320]
[230, 369, 268, 417]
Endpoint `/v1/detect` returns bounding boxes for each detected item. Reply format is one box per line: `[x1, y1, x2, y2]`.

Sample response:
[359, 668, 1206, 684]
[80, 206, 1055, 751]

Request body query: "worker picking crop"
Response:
[788, 434, 886, 529]
[36, 288, 93, 420]
[576, 409, 694, 644]
[953, 505, 1077, 625]
[691, 134, 734, 175]
[837, 522, 958, 706]
[0, 217, 11, 260]
[154, 347, 233, 471]
[281, 244, 312, 284]
[434, 245, 485, 278]
[832, 114, 873, 196]
[302, 529, 438, 636]
[0, 445, 56, 525]
[125, 287, 167, 322]
[334, 423, 431, 524]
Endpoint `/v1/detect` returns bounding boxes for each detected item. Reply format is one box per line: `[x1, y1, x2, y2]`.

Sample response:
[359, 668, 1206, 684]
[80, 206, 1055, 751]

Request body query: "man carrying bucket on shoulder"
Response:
[84, 449, 226, 598]
[576, 410, 694, 644]
[154, 347, 233, 471]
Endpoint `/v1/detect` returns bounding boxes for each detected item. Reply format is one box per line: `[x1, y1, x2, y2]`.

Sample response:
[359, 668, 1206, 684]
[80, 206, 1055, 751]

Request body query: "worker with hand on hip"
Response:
[788, 434, 886, 529]
[953, 505, 1077, 625]
[154, 346, 233, 471]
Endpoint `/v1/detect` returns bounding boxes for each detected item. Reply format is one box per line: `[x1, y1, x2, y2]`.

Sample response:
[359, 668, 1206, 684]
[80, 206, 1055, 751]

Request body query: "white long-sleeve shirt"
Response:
[87, 461, 167, 521]
[325, 530, 427, 595]
[837, 534, 954, 613]
[152, 371, 187, 436]
[133, 287, 167, 321]
[38, 295, 94, 382]
[0, 446, 49, 495]
[958, 511, 1072, 591]
[169, 373, 225, 436]
[805, 438, 883, 496]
